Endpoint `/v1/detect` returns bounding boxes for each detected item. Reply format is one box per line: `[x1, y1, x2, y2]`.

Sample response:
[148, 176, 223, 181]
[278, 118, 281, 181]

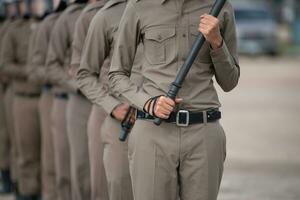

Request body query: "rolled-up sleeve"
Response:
[109, 2, 151, 110]
[210, 3, 240, 92]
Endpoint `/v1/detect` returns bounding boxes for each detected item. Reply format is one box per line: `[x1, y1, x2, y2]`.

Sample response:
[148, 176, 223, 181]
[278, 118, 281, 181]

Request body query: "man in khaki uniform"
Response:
[109, 0, 240, 200]
[0, 0, 48, 198]
[45, 0, 86, 199]
[77, 0, 143, 199]
[0, 0, 15, 194]
[69, 0, 108, 199]
[27, 0, 67, 199]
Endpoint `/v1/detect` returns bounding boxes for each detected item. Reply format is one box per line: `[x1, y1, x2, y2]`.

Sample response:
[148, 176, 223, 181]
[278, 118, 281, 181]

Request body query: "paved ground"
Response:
[217, 56, 300, 200]
[1, 56, 300, 199]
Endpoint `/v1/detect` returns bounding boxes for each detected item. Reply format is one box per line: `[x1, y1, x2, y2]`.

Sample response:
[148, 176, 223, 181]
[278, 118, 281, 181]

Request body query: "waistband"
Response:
[54, 92, 69, 100]
[136, 108, 221, 127]
[15, 92, 41, 98]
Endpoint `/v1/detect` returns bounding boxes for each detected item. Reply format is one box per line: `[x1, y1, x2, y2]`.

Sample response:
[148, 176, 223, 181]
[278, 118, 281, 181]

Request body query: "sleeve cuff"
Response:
[100, 95, 121, 115]
[130, 92, 152, 111]
[210, 41, 234, 65]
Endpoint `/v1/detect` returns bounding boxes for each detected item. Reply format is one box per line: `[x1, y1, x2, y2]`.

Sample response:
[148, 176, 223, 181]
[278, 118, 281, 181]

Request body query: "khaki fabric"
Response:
[1, 19, 41, 94]
[71, 0, 107, 70]
[0, 20, 11, 171]
[66, 94, 92, 200]
[76, 0, 128, 114]
[51, 97, 71, 200]
[87, 105, 109, 200]
[76, 1, 144, 199]
[0, 84, 9, 170]
[3, 85, 17, 181]
[101, 116, 133, 200]
[28, 13, 61, 84]
[13, 95, 41, 196]
[46, 3, 86, 93]
[29, 12, 62, 200]
[39, 91, 56, 200]
[46, 4, 86, 200]
[108, 1, 239, 199]
[11, 18, 42, 196]
[109, 0, 240, 111]
[67, 2, 107, 200]
[128, 120, 226, 200]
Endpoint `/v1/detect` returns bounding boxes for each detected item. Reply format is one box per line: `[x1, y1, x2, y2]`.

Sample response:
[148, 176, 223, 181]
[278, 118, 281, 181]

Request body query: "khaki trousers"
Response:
[0, 84, 10, 170]
[66, 93, 92, 200]
[128, 119, 226, 200]
[39, 90, 56, 200]
[4, 85, 17, 182]
[87, 105, 109, 200]
[101, 116, 133, 200]
[13, 95, 41, 195]
[51, 97, 71, 200]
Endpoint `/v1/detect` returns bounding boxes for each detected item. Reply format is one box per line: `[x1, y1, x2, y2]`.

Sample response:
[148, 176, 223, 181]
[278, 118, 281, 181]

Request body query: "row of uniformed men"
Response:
[0, 0, 140, 199]
[0, 0, 240, 199]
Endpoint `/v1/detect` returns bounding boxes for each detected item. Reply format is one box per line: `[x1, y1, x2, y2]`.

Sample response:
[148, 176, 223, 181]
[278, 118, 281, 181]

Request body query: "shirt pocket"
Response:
[144, 27, 176, 65]
[189, 25, 212, 64]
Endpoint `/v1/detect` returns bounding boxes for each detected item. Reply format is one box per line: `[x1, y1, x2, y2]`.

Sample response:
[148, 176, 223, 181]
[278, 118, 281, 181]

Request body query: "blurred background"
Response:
[217, 0, 300, 200]
[0, 0, 299, 200]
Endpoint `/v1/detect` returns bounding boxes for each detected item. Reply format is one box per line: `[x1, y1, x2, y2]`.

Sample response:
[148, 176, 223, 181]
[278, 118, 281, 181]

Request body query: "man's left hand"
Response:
[199, 14, 223, 49]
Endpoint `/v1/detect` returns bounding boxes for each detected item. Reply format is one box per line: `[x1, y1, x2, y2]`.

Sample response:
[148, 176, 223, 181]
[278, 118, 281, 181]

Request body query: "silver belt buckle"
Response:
[176, 110, 189, 127]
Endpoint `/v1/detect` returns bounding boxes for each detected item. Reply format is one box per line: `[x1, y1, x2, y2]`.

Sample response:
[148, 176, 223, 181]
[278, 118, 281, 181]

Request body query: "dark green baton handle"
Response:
[153, 0, 227, 126]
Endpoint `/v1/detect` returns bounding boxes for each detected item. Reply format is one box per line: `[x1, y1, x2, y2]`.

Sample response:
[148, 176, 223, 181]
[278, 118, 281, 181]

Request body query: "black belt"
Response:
[42, 83, 53, 92]
[136, 109, 221, 126]
[54, 92, 69, 100]
[15, 92, 41, 98]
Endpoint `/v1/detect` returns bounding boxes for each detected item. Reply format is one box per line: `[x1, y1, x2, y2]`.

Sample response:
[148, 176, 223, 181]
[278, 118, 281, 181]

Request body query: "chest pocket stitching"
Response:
[144, 27, 176, 65]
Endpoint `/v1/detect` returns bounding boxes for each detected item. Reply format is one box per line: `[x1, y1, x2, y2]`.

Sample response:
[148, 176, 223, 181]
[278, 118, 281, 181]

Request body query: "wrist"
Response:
[210, 36, 223, 49]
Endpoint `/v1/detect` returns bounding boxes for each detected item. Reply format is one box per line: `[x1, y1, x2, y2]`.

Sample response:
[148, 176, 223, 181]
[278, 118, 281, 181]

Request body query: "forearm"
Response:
[109, 71, 151, 110]
[77, 68, 120, 112]
[211, 41, 240, 92]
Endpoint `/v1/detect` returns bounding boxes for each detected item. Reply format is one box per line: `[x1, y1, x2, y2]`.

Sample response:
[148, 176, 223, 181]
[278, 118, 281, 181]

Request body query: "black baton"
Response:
[154, 0, 227, 126]
[119, 107, 134, 142]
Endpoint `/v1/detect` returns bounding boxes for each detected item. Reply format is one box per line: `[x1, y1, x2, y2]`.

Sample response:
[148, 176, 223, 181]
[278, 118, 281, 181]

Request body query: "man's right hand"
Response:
[144, 96, 183, 119]
[111, 103, 130, 122]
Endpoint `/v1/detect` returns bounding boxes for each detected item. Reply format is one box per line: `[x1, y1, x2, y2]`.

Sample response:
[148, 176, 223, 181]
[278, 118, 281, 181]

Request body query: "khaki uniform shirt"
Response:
[0, 19, 12, 73]
[1, 18, 41, 93]
[46, 3, 86, 93]
[109, 0, 240, 111]
[71, 0, 107, 70]
[28, 13, 62, 84]
[77, 0, 143, 114]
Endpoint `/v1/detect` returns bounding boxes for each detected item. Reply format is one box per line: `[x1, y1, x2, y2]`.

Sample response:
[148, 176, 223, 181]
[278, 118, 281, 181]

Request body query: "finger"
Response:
[156, 106, 172, 115]
[156, 112, 169, 119]
[200, 13, 209, 19]
[175, 98, 183, 104]
[156, 100, 173, 111]
[200, 18, 214, 26]
[163, 97, 175, 107]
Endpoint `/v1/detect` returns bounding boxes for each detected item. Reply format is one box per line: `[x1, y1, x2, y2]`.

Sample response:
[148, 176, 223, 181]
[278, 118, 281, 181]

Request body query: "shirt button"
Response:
[182, 34, 186, 37]
[157, 35, 162, 40]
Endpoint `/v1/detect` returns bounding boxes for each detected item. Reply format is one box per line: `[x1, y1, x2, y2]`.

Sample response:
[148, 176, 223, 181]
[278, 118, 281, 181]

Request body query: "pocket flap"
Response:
[145, 27, 175, 43]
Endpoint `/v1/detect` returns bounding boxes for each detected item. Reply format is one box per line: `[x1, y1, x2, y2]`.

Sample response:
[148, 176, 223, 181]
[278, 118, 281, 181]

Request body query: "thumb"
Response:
[175, 98, 183, 104]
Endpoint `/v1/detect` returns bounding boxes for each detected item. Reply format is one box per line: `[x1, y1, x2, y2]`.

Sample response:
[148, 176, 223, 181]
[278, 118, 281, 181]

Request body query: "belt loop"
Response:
[203, 110, 207, 125]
